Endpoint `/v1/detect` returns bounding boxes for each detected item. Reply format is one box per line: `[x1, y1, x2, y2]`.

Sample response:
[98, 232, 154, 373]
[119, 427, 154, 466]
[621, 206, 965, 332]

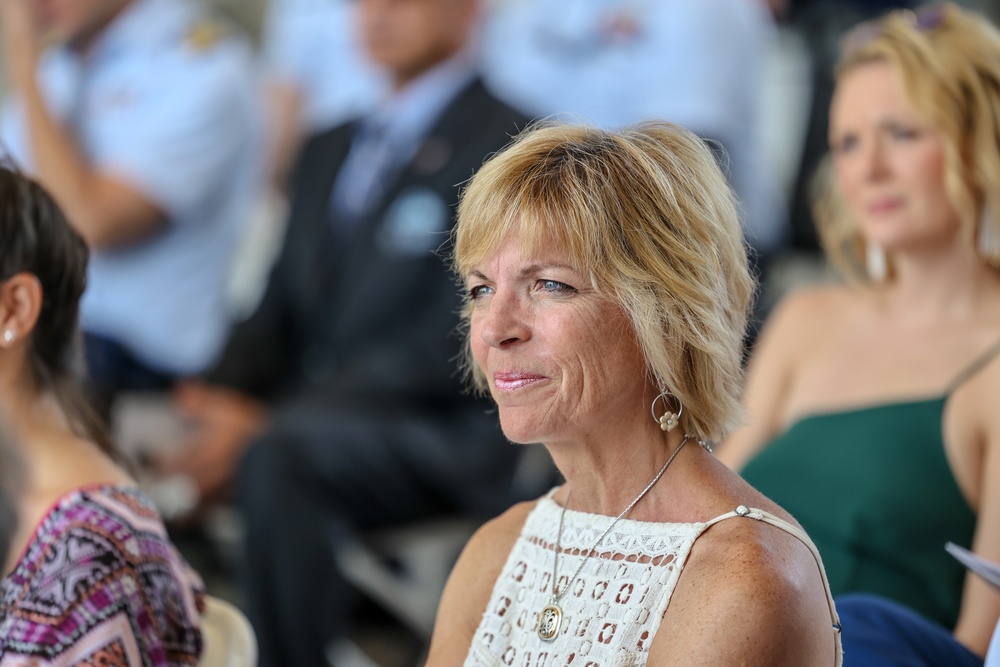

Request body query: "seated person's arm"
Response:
[1, 2, 161, 249]
[158, 382, 267, 505]
[717, 290, 812, 471]
[953, 365, 1000, 656]
[263, 80, 307, 193]
[425, 501, 535, 665]
[650, 517, 837, 666]
[9, 69, 165, 249]
[3, 0, 251, 250]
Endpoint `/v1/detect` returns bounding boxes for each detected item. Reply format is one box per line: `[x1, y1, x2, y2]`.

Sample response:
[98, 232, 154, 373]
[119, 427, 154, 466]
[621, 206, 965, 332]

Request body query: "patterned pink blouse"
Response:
[0, 485, 204, 666]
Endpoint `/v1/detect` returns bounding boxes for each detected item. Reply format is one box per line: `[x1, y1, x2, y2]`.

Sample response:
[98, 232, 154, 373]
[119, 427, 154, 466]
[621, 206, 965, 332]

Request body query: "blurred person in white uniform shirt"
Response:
[0, 0, 261, 415]
[481, 0, 787, 263]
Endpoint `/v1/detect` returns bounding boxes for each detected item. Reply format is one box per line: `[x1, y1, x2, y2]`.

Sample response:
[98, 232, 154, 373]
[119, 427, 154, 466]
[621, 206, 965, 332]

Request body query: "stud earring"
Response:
[651, 391, 683, 432]
[2, 330, 14, 344]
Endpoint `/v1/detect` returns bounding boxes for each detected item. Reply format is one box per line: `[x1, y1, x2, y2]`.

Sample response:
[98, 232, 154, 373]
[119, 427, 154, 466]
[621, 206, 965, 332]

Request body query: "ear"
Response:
[0, 274, 43, 349]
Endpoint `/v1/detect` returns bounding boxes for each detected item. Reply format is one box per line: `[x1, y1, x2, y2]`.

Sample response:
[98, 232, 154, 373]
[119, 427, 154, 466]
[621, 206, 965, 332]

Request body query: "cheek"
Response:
[833, 158, 864, 211]
[914, 151, 947, 193]
[904, 150, 952, 217]
[469, 343, 487, 380]
[572, 320, 644, 387]
[468, 321, 487, 368]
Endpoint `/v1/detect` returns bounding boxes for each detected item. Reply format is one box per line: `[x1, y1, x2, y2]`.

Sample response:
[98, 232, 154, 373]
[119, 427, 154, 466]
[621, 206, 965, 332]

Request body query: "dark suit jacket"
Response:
[210, 77, 529, 425]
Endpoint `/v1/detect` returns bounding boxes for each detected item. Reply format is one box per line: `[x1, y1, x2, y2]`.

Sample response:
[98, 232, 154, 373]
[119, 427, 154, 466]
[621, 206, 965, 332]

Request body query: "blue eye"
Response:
[468, 284, 493, 300]
[539, 279, 575, 293]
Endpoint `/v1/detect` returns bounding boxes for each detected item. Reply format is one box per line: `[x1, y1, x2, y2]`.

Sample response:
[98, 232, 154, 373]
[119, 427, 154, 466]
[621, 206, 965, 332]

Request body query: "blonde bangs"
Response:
[455, 122, 619, 284]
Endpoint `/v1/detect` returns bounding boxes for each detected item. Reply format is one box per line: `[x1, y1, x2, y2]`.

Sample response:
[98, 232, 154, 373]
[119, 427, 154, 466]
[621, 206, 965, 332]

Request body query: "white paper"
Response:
[946, 542, 1000, 590]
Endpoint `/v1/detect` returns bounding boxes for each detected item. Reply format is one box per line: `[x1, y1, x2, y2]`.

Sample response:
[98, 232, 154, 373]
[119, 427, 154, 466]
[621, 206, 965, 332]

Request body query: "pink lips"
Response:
[493, 371, 547, 392]
[867, 197, 904, 215]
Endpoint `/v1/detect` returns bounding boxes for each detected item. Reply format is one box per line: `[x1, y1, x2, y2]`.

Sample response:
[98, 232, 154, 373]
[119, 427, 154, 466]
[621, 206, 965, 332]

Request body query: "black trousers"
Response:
[236, 400, 520, 667]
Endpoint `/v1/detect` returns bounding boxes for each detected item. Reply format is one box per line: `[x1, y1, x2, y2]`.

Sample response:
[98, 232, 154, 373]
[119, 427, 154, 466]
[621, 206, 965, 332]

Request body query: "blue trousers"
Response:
[838, 593, 983, 667]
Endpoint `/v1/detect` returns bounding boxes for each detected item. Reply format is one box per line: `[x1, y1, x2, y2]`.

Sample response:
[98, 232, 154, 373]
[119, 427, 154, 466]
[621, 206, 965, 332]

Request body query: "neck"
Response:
[546, 419, 690, 518]
[1, 383, 69, 447]
[389, 45, 467, 93]
[879, 240, 1000, 324]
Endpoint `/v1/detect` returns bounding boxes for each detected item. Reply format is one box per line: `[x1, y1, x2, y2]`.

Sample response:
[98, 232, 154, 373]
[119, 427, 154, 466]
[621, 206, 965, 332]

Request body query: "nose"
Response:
[861, 136, 891, 182]
[477, 291, 530, 349]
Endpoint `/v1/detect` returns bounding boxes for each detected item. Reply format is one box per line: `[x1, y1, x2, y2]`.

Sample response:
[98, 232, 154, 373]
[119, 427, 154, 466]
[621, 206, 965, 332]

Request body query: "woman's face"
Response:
[357, 0, 473, 88]
[466, 233, 649, 445]
[830, 60, 961, 252]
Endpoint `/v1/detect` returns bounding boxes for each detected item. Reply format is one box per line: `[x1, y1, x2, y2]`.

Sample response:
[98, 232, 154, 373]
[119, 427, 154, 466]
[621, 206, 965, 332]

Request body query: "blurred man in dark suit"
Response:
[162, 0, 533, 663]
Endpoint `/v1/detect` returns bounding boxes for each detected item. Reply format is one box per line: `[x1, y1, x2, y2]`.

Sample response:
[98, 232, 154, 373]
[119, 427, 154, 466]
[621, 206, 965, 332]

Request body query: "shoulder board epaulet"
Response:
[185, 19, 229, 52]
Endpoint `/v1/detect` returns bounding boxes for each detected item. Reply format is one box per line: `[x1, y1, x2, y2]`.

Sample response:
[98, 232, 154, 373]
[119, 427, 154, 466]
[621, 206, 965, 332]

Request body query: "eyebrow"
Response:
[467, 262, 580, 282]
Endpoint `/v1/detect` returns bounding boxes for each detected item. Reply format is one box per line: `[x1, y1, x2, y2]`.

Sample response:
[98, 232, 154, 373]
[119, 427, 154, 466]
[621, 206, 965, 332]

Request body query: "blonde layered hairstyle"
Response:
[453, 122, 754, 442]
[816, 2, 1000, 282]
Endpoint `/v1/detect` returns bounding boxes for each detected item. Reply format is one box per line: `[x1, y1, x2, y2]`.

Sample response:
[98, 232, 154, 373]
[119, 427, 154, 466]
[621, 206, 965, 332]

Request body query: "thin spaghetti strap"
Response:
[946, 336, 1000, 394]
[699, 506, 844, 667]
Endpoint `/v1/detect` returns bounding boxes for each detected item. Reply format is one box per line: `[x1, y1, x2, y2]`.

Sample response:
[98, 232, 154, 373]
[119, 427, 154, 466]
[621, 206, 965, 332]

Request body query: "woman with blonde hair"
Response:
[719, 3, 1000, 662]
[424, 121, 843, 665]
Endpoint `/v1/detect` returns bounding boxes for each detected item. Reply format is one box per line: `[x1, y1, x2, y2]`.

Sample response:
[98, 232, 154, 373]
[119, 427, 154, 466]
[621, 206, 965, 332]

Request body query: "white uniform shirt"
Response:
[481, 0, 786, 253]
[0, 0, 262, 375]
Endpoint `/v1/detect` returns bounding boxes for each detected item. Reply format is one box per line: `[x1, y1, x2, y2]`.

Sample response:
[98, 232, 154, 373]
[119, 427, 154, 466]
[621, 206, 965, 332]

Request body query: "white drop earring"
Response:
[3, 330, 14, 344]
[866, 242, 887, 282]
[978, 204, 1000, 265]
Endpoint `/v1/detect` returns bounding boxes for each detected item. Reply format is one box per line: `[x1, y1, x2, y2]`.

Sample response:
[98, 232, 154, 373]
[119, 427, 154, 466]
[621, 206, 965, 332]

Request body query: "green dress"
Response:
[741, 341, 1000, 629]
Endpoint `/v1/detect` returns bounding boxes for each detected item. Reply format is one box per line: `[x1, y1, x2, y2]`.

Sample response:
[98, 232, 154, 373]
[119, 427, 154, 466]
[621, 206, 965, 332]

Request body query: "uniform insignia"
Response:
[185, 19, 228, 52]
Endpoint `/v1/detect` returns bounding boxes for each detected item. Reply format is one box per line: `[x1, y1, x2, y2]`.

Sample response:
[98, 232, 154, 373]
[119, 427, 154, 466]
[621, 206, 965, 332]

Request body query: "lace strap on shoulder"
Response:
[700, 506, 844, 667]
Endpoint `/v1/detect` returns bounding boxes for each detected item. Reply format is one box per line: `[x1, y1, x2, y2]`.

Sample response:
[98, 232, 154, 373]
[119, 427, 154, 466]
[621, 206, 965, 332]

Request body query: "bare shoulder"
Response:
[651, 509, 838, 666]
[750, 283, 855, 369]
[719, 284, 855, 470]
[765, 284, 855, 337]
[424, 499, 538, 665]
[454, 499, 537, 591]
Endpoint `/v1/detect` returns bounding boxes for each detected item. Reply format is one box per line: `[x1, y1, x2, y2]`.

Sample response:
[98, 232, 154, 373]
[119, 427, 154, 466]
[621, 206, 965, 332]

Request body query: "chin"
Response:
[498, 426, 539, 446]
[497, 414, 548, 446]
[858, 218, 922, 248]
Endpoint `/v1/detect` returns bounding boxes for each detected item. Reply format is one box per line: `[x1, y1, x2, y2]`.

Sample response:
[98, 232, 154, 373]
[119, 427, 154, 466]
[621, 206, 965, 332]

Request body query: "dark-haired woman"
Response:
[0, 167, 203, 666]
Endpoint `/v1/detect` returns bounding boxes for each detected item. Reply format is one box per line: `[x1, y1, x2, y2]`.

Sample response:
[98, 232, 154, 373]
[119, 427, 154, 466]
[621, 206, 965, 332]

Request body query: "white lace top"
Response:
[464, 491, 843, 667]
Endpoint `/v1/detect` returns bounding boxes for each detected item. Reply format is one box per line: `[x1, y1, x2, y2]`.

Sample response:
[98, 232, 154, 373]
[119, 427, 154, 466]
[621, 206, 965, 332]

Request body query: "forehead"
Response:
[832, 61, 918, 128]
[469, 233, 581, 276]
[458, 207, 599, 279]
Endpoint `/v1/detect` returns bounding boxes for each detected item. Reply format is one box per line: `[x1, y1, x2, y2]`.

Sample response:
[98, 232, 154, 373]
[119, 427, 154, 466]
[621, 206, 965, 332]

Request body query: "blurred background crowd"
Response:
[2, 0, 1000, 665]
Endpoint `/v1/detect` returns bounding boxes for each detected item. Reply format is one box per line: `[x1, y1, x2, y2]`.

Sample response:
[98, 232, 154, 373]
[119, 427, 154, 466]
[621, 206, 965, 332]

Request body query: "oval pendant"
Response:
[537, 603, 563, 642]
